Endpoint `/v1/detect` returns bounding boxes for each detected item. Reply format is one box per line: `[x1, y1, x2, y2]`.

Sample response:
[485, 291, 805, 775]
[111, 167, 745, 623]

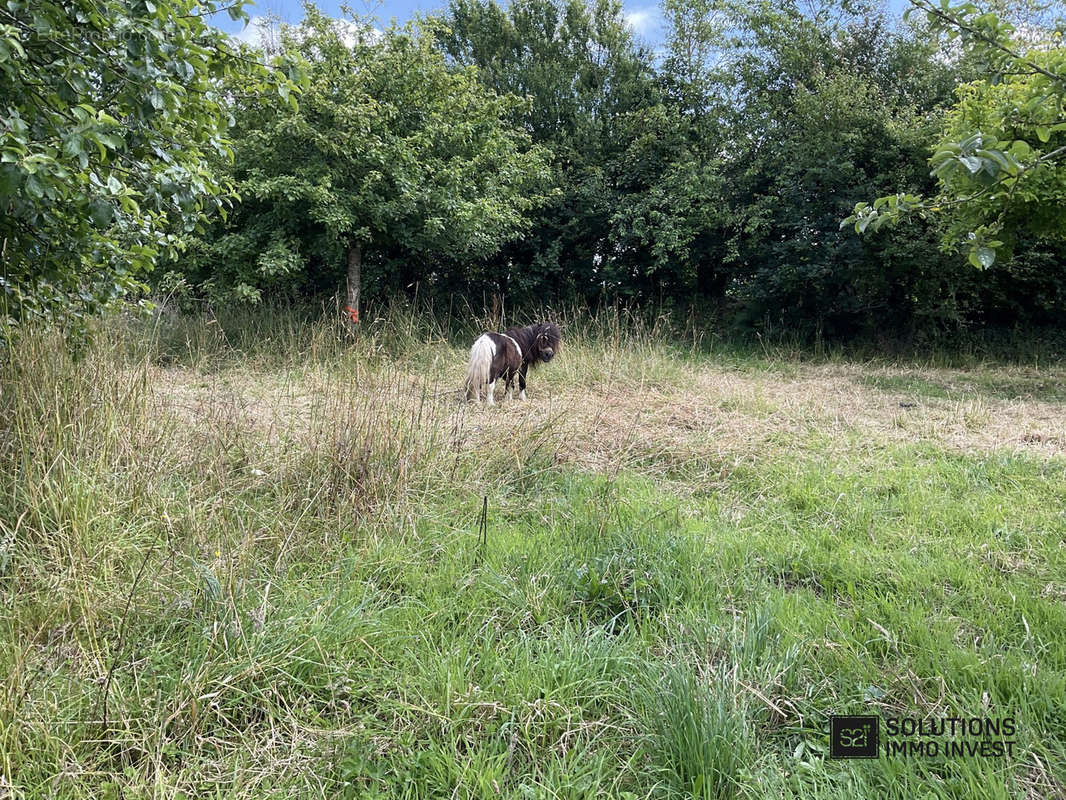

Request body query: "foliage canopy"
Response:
[5, 0, 1066, 340]
[847, 0, 1066, 270]
[0, 0, 297, 329]
[175, 6, 551, 316]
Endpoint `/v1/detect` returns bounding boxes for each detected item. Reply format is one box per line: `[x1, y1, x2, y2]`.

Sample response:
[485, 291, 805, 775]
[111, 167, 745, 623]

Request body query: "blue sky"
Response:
[214, 0, 912, 48]
[216, 0, 673, 46]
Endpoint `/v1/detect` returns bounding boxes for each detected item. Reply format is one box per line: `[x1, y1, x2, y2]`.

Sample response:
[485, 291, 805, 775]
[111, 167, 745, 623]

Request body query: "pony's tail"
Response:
[465, 334, 495, 401]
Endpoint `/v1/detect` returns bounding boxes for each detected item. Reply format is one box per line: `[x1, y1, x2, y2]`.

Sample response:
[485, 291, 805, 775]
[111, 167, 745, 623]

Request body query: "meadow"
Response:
[1, 305, 1064, 799]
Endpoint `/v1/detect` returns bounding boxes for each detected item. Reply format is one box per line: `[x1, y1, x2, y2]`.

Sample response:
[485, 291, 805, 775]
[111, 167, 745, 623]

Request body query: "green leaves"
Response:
[975, 148, 1014, 176]
[849, 0, 1066, 269]
[0, 0, 298, 330]
[0, 23, 26, 61]
[928, 134, 1025, 186]
[174, 8, 550, 305]
[435, 0, 658, 301]
[843, 193, 925, 235]
[969, 245, 995, 268]
[963, 226, 1004, 269]
[89, 199, 115, 228]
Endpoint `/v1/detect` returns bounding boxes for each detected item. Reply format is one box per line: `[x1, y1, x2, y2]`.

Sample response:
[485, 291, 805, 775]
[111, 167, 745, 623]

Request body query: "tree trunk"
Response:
[345, 241, 361, 327]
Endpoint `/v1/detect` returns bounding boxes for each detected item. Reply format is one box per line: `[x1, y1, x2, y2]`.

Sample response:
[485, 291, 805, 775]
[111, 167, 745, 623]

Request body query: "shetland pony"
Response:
[464, 322, 562, 404]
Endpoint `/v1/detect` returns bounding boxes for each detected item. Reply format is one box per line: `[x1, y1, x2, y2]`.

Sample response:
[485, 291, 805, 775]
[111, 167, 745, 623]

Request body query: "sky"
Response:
[213, 0, 914, 49]
[215, 0, 667, 47]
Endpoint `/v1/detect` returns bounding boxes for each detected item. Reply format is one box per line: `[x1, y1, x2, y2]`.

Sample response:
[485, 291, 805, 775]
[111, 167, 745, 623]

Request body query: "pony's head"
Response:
[530, 322, 561, 363]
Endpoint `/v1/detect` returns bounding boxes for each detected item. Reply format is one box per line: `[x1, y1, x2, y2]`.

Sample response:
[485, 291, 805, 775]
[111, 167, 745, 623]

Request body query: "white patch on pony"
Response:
[519, 389, 527, 400]
[501, 333, 522, 362]
[465, 334, 496, 403]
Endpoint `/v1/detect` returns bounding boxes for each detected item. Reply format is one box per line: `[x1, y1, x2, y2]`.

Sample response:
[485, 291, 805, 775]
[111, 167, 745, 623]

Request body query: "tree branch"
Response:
[908, 0, 1064, 86]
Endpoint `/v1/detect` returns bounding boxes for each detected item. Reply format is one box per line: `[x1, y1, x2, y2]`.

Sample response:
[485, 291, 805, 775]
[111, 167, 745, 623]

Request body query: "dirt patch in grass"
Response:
[149, 356, 1066, 488]
[537, 363, 1066, 476]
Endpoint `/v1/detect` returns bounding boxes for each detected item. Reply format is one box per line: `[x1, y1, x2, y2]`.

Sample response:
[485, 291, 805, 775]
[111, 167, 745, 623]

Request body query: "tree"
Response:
[846, 0, 1066, 268]
[436, 0, 659, 303]
[0, 0, 295, 331]
[605, 0, 729, 301]
[178, 5, 551, 323]
[698, 0, 977, 336]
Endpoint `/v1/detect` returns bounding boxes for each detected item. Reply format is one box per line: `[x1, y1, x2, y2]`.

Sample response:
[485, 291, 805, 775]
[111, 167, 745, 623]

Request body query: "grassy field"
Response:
[1, 305, 1064, 799]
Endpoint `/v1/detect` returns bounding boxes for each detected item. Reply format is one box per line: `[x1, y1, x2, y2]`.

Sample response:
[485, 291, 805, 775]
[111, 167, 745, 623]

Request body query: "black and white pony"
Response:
[464, 322, 562, 404]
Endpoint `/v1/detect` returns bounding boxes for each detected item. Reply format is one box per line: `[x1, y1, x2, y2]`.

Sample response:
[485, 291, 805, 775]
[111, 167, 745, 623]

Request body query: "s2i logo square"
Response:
[830, 715, 880, 759]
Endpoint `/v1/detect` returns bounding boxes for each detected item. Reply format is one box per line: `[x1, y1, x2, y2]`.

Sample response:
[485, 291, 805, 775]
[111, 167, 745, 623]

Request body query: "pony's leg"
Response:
[518, 363, 528, 400]
[486, 379, 496, 406]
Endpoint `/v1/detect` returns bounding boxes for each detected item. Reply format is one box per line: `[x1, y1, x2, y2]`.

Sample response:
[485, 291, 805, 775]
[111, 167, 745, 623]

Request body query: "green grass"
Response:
[861, 372, 1066, 404]
[1, 306, 1064, 798]
[965, 374, 1066, 403]
[860, 375, 954, 400]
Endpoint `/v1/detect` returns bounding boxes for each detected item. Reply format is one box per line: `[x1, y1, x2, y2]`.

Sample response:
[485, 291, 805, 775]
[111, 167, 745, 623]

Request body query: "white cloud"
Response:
[624, 6, 662, 37]
[232, 16, 279, 49]
[334, 19, 382, 48]
[228, 14, 382, 52]
[1012, 22, 1057, 50]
